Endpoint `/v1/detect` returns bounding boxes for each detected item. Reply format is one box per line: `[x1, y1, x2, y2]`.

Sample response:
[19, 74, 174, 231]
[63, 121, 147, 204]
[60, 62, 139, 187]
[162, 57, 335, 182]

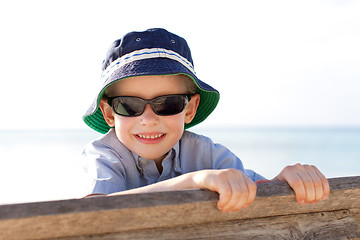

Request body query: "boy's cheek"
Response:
[114, 117, 133, 134]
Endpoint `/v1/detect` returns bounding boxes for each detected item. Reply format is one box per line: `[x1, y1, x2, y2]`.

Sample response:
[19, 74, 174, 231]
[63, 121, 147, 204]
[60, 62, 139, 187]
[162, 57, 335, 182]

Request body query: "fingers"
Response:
[196, 163, 329, 213]
[279, 164, 330, 204]
[313, 166, 330, 200]
[215, 169, 257, 212]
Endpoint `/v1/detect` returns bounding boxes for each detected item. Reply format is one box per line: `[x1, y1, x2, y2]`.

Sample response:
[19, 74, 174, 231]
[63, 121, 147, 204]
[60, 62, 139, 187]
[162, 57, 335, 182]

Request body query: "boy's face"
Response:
[100, 75, 200, 162]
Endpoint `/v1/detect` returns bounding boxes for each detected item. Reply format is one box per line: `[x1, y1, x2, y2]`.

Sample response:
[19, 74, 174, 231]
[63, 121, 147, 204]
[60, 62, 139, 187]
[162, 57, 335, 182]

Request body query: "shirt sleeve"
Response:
[211, 142, 266, 182]
[83, 140, 127, 195]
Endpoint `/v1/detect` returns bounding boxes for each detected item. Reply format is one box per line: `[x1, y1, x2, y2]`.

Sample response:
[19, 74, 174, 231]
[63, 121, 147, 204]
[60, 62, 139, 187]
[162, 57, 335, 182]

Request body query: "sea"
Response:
[0, 127, 359, 205]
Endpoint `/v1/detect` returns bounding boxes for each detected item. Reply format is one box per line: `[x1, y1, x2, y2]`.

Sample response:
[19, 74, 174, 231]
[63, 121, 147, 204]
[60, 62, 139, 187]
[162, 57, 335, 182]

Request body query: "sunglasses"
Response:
[105, 94, 192, 117]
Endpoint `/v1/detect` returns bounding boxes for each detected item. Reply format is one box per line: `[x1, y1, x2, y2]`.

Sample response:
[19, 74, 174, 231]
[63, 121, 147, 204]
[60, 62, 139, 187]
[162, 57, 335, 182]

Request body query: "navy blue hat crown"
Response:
[102, 28, 194, 71]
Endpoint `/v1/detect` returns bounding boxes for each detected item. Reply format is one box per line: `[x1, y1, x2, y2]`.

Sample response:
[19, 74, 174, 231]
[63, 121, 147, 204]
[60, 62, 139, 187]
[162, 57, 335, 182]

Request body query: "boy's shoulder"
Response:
[181, 130, 215, 146]
[84, 129, 129, 158]
[89, 129, 118, 148]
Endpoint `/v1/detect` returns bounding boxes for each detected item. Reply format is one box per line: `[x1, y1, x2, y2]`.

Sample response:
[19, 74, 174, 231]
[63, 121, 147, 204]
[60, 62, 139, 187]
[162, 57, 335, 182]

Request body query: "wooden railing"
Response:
[0, 176, 359, 239]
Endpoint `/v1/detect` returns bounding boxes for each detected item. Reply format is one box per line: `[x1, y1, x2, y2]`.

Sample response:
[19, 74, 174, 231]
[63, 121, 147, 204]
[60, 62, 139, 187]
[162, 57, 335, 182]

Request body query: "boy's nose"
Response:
[139, 104, 160, 126]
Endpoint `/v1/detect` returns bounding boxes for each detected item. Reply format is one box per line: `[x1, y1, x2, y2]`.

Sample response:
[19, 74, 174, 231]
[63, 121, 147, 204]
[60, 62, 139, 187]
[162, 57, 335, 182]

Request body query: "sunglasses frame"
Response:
[104, 94, 193, 117]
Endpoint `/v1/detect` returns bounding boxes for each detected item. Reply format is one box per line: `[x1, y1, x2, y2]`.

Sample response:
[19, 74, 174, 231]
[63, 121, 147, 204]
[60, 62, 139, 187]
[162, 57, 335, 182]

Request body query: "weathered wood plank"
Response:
[0, 176, 359, 240]
[62, 210, 360, 240]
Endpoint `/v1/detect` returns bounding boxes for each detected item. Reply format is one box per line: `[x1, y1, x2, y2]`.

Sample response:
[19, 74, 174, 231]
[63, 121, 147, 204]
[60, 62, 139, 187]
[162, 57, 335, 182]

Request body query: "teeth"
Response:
[138, 134, 164, 139]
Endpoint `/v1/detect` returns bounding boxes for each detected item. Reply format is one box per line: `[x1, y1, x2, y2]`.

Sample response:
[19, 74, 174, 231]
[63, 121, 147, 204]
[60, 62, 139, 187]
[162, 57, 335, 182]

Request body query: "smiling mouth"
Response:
[136, 134, 165, 139]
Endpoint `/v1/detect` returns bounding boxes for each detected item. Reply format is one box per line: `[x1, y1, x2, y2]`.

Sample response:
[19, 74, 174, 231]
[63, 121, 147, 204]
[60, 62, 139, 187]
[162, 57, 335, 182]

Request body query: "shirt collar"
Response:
[131, 141, 182, 174]
[172, 141, 182, 173]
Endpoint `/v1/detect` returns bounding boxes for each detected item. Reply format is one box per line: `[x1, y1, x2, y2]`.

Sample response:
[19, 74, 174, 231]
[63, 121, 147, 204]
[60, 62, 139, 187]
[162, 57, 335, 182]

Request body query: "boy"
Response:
[83, 28, 329, 212]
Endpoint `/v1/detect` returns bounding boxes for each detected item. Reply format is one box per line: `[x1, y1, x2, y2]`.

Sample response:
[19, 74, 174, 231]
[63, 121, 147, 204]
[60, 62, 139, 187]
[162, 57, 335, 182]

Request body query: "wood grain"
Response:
[0, 176, 359, 240]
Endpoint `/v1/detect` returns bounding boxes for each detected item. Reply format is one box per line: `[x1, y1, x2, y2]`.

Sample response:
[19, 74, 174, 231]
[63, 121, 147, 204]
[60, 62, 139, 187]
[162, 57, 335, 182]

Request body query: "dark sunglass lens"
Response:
[153, 95, 185, 115]
[113, 97, 144, 116]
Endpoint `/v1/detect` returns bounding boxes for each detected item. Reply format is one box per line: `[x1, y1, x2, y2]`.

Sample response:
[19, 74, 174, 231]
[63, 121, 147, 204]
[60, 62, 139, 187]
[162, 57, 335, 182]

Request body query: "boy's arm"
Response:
[258, 164, 330, 204]
[107, 168, 256, 212]
[86, 163, 329, 212]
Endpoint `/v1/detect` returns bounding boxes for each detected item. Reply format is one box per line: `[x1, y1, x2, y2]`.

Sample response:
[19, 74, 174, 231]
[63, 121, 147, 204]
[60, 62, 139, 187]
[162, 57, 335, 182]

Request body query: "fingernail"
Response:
[299, 200, 305, 204]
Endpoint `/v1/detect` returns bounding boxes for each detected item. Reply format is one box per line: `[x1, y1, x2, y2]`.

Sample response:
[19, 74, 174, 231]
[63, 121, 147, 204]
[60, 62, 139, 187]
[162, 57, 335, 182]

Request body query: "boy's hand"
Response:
[273, 164, 330, 204]
[192, 169, 257, 212]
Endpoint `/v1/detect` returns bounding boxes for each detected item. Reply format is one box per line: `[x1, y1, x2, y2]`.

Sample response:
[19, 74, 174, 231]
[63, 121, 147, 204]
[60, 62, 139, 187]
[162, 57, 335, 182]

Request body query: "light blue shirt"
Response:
[83, 129, 265, 195]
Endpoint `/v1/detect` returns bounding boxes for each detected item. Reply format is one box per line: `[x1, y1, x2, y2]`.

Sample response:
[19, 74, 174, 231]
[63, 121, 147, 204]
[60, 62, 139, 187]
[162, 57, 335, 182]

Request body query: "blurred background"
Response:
[0, 0, 359, 204]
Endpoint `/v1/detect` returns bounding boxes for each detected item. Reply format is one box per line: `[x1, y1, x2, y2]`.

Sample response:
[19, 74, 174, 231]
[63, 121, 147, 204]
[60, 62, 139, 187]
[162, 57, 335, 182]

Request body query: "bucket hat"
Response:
[83, 28, 220, 134]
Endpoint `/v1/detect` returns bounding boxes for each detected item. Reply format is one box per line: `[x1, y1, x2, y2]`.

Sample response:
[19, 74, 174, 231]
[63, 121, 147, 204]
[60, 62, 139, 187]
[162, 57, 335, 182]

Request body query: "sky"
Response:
[0, 0, 360, 130]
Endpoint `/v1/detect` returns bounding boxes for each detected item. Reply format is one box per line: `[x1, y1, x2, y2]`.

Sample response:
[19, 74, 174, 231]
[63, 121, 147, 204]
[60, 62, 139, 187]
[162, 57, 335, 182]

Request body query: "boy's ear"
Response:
[184, 94, 200, 124]
[99, 99, 115, 127]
